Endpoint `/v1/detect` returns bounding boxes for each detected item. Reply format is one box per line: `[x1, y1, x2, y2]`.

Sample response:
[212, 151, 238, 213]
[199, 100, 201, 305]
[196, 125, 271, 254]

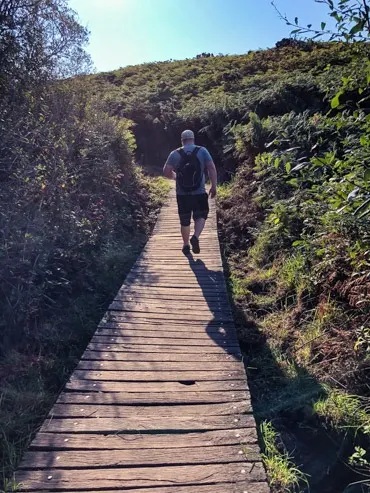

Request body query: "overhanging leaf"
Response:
[349, 22, 365, 36]
[331, 92, 342, 109]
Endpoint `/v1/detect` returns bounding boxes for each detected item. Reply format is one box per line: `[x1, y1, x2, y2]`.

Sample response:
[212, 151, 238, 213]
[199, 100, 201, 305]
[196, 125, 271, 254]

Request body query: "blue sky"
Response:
[69, 0, 335, 72]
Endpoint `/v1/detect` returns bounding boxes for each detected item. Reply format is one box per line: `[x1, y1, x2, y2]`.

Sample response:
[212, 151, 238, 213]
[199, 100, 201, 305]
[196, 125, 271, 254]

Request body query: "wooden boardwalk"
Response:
[15, 187, 269, 492]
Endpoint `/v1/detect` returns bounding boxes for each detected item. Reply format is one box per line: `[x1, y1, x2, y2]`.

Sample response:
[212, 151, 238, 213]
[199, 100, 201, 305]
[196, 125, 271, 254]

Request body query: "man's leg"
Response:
[190, 194, 209, 254]
[177, 195, 191, 254]
[194, 218, 205, 238]
[181, 225, 191, 246]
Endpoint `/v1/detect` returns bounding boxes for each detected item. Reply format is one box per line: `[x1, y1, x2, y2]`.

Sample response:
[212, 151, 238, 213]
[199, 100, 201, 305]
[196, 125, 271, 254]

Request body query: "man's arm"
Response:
[206, 160, 217, 198]
[163, 150, 177, 180]
[163, 162, 176, 180]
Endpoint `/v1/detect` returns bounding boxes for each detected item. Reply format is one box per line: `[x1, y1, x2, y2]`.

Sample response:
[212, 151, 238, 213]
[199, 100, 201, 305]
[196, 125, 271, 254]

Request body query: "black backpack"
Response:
[176, 146, 203, 192]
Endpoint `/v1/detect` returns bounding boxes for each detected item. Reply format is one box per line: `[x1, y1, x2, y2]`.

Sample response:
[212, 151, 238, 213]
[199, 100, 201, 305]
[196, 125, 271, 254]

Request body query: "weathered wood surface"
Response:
[15, 185, 268, 492]
[16, 463, 267, 489]
[57, 390, 250, 404]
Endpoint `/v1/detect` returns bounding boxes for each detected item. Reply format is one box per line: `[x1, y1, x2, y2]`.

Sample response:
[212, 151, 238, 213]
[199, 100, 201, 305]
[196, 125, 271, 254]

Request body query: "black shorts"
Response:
[177, 193, 209, 226]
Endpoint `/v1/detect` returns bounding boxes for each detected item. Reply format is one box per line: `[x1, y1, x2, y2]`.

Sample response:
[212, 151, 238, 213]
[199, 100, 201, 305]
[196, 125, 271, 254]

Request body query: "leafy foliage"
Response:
[273, 0, 370, 42]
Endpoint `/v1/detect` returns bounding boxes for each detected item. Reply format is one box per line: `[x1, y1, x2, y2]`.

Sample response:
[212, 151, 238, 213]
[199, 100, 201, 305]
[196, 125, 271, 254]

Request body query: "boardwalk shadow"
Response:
[185, 254, 240, 357]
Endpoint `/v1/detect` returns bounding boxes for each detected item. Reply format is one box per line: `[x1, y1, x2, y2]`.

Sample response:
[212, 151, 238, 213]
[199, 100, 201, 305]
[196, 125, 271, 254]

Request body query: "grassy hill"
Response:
[82, 40, 370, 492]
[84, 41, 369, 171]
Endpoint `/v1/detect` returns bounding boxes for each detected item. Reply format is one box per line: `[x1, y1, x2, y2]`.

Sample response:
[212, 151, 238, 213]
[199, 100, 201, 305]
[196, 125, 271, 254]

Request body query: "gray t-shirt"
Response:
[165, 144, 213, 195]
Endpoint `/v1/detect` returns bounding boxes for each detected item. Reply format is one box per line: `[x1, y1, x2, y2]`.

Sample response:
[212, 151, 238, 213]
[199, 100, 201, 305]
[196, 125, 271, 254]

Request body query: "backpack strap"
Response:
[177, 147, 186, 158]
[177, 146, 201, 159]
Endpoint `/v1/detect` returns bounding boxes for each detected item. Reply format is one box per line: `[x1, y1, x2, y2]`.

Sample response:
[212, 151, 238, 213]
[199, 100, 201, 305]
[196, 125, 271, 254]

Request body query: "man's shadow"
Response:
[185, 253, 240, 356]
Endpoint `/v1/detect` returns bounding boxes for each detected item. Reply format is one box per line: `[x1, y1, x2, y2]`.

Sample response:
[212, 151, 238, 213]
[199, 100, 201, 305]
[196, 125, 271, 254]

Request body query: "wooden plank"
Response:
[148, 234, 218, 239]
[15, 463, 267, 490]
[102, 310, 233, 326]
[89, 336, 237, 347]
[136, 261, 222, 265]
[81, 350, 242, 362]
[132, 259, 222, 265]
[29, 428, 258, 450]
[126, 278, 224, 284]
[118, 283, 228, 292]
[112, 294, 228, 303]
[133, 266, 224, 272]
[100, 317, 235, 328]
[126, 270, 224, 277]
[146, 238, 219, 242]
[100, 317, 235, 326]
[87, 341, 238, 352]
[65, 379, 247, 392]
[142, 245, 220, 250]
[71, 369, 245, 382]
[115, 295, 228, 304]
[153, 224, 217, 227]
[152, 231, 219, 234]
[140, 252, 222, 258]
[108, 301, 232, 315]
[109, 298, 228, 309]
[105, 306, 232, 315]
[129, 265, 224, 272]
[118, 285, 228, 295]
[123, 280, 228, 289]
[86, 342, 241, 354]
[115, 292, 228, 302]
[41, 415, 255, 433]
[98, 320, 236, 330]
[49, 401, 251, 418]
[103, 312, 233, 322]
[77, 360, 244, 371]
[38, 484, 271, 493]
[127, 272, 225, 279]
[105, 310, 232, 319]
[118, 283, 227, 291]
[93, 331, 238, 343]
[123, 279, 226, 287]
[20, 444, 261, 469]
[138, 254, 222, 259]
[57, 390, 250, 405]
[114, 294, 229, 304]
[144, 230, 218, 234]
[115, 286, 227, 294]
[137, 255, 221, 260]
[99, 316, 234, 326]
[95, 325, 236, 335]
[147, 226, 218, 230]
[114, 297, 228, 306]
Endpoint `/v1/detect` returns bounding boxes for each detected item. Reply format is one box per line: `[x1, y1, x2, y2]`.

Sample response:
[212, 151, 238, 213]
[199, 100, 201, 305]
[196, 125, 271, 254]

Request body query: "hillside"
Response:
[83, 41, 370, 492]
[84, 41, 369, 172]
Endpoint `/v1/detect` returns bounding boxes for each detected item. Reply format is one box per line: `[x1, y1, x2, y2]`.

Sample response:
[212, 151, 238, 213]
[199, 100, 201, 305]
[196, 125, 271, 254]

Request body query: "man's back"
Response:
[165, 143, 213, 195]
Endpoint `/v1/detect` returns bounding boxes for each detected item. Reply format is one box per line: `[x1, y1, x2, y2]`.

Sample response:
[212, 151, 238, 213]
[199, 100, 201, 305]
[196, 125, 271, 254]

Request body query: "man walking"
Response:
[163, 130, 217, 255]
